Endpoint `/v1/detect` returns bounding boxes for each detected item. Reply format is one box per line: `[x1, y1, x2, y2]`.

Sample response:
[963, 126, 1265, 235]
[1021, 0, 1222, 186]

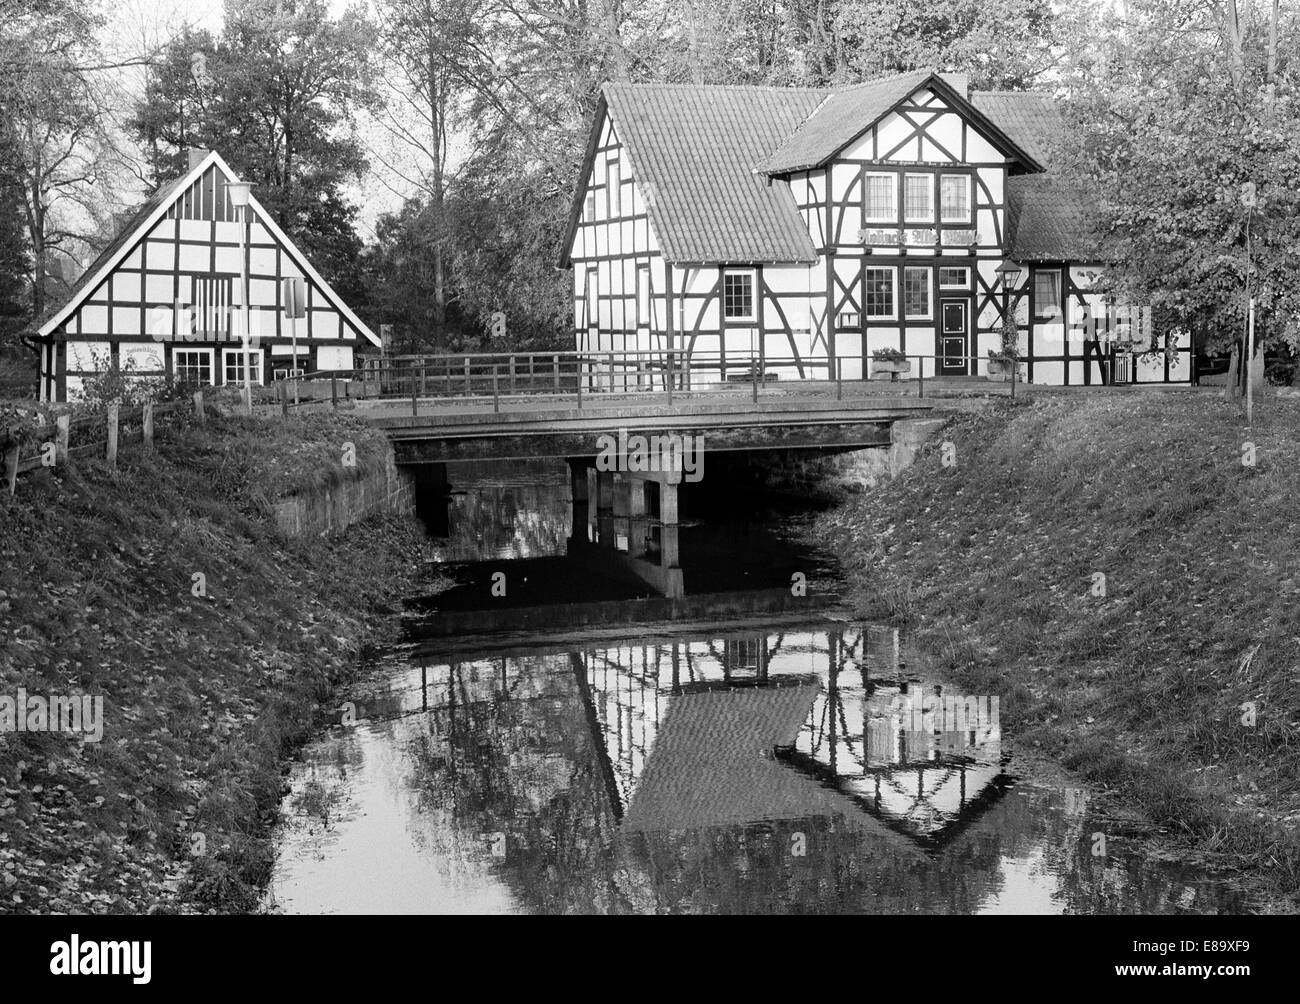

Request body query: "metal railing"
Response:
[268, 348, 1029, 417]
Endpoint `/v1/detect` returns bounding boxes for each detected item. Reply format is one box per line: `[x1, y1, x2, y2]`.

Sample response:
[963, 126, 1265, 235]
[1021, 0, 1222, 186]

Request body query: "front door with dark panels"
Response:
[938, 298, 969, 376]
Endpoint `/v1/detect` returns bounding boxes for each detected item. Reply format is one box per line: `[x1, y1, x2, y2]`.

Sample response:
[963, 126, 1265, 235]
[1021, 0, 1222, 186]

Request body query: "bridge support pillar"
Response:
[567, 457, 589, 503]
[596, 469, 615, 512]
[628, 478, 647, 518]
[659, 481, 680, 526]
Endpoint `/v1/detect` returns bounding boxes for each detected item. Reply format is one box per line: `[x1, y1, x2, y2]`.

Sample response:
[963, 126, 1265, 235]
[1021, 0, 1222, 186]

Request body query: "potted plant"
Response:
[870, 346, 911, 381]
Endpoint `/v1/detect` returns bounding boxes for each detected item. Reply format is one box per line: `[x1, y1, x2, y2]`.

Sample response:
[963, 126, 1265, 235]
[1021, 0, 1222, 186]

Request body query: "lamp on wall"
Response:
[227, 181, 254, 414]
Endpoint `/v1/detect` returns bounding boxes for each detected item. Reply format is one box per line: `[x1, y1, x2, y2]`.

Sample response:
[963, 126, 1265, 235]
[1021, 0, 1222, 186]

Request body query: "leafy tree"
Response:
[130, 0, 378, 299]
[1060, 0, 1299, 371]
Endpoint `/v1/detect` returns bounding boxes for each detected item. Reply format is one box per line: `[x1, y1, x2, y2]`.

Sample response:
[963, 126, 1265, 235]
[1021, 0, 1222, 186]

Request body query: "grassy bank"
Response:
[0, 407, 441, 913]
[819, 391, 1300, 911]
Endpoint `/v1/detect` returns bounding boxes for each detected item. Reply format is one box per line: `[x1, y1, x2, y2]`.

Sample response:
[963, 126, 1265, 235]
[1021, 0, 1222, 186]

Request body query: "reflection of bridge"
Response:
[406, 462, 839, 638]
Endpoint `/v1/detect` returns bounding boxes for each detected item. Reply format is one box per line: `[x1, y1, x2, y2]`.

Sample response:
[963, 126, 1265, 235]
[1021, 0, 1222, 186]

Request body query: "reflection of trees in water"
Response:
[434, 482, 573, 562]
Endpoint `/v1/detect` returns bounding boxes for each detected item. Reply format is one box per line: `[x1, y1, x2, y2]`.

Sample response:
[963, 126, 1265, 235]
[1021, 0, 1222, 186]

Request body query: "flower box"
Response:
[870, 359, 911, 381]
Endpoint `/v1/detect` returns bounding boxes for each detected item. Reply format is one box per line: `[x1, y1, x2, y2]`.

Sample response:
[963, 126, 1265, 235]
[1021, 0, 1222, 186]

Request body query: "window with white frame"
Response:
[904, 267, 931, 318]
[940, 174, 971, 223]
[174, 348, 213, 385]
[606, 159, 621, 217]
[938, 267, 970, 289]
[1033, 269, 1063, 320]
[864, 173, 896, 223]
[223, 348, 262, 385]
[865, 267, 895, 318]
[722, 269, 754, 320]
[904, 174, 933, 223]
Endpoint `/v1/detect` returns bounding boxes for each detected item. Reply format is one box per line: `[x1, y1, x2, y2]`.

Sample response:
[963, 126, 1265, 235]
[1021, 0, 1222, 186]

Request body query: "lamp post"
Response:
[227, 180, 253, 415]
[995, 258, 1023, 392]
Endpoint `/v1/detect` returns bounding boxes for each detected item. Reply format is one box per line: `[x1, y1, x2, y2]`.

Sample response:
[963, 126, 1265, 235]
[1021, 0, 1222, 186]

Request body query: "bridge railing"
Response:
[274, 348, 1022, 413]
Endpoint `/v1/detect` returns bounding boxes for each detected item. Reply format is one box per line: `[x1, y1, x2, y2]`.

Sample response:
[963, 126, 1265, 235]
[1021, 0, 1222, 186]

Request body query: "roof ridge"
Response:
[604, 81, 828, 95]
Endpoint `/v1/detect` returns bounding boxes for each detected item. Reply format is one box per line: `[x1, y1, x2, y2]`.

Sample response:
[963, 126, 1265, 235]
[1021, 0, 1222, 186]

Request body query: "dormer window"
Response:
[904, 174, 933, 224]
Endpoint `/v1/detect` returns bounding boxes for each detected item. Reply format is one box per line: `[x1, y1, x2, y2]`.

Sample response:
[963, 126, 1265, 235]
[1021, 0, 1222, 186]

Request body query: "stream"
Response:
[264, 459, 1246, 914]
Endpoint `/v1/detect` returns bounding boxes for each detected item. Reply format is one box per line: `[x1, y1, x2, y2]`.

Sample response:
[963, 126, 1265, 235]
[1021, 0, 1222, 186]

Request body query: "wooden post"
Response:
[5, 445, 17, 497]
[918, 356, 925, 399]
[1011, 354, 1017, 400]
[608, 351, 615, 393]
[576, 359, 582, 411]
[412, 380, 418, 417]
[280, 383, 289, 418]
[553, 355, 560, 392]
[752, 362, 758, 404]
[493, 365, 500, 413]
[331, 373, 338, 409]
[509, 356, 516, 393]
[143, 402, 154, 449]
[56, 414, 70, 464]
[194, 389, 205, 424]
[464, 357, 471, 396]
[836, 357, 843, 400]
[106, 403, 119, 469]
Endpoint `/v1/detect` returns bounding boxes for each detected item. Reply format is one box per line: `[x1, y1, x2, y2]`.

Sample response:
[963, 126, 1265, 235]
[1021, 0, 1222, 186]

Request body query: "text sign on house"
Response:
[941, 229, 979, 247]
[283, 277, 306, 319]
[858, 228, 903, 245]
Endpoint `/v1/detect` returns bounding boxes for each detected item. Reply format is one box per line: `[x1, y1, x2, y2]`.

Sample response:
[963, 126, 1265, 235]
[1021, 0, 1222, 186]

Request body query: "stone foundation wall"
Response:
[273, 449, 415, 537]
[733, 418, 950, 496]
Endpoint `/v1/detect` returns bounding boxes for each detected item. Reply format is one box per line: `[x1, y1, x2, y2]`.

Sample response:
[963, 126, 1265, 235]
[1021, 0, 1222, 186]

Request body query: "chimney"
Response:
[186, 148, 211, 171]
[939, 72, 970, 99]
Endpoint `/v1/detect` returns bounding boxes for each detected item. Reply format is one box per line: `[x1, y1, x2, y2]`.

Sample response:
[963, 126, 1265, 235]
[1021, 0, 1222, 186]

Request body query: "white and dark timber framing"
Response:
[36, 148, 380, 403]
[560, 70, 1192, 386]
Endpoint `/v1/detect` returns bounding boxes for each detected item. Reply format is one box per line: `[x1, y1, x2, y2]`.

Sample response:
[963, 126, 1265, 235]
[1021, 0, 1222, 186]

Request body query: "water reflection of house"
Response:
[578, 626, 1008, 850]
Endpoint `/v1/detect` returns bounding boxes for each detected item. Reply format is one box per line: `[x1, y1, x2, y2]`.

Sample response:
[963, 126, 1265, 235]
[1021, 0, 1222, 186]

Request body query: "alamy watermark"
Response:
[0, 689, 104, 743]
[594, 428, 704, 482]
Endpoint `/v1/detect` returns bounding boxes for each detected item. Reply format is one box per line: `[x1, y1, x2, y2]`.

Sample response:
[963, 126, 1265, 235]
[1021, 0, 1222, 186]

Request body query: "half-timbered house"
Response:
[561, 71, 1191, 386]
[35, 148, 379, 402]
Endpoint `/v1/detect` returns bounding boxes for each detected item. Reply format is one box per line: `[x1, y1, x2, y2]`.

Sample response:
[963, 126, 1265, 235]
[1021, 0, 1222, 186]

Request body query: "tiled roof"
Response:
[602, 83, 826, 263]
[760, 70, 932, 174]
[1006, 174, 1108, 262]
[621, 684, 846, 831]
[970, 91, 1062, 170]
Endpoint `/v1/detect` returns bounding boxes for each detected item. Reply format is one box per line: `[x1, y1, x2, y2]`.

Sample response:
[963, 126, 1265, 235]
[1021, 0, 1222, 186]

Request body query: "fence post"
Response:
[106, 403, 119, 469]
[553, 355, 560, 393]
[836, 358, 843, 400]
[667, 350, 673, 406]
[1011, 355, 1017, 399]
[5, 445, 17, 496]
[143, 402, 154, 449]
[752, 361, 758, 404]
[56, 414, 70, 464]
[412, 379, 418, 417]
[331, 373, 338, 409]
[918, 356, 925, 399]
[576, 359, 582, 411]
[493, 365, 500, 413]
[194, 389, 205, 425]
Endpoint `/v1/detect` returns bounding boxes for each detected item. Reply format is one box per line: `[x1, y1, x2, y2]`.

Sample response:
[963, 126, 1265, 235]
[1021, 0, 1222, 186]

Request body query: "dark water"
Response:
[265, 460, 1246, 914]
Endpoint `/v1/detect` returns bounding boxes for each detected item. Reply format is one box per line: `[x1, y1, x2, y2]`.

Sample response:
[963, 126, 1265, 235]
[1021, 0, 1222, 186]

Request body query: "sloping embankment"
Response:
[818, 391, 1300, 910]
[0, 409, 439, 913]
